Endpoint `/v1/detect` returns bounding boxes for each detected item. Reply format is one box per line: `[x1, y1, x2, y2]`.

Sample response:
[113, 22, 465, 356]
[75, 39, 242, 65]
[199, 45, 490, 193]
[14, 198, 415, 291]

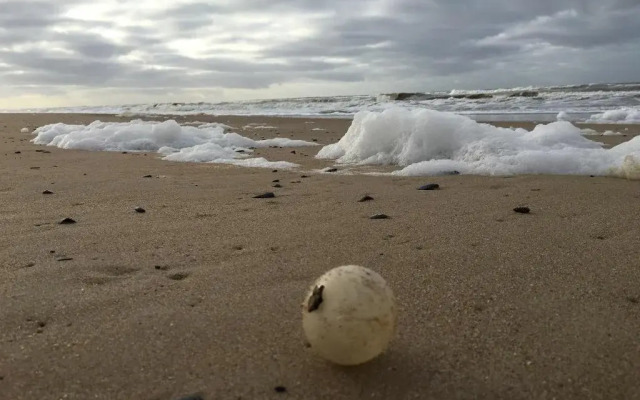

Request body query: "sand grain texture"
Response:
[0, 114, 639, 400]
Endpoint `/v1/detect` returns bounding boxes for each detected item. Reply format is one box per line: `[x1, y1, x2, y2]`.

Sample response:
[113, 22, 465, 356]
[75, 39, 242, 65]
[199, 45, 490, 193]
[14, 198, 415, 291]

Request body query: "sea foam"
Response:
[32, 119, 316, 168]
[316, 108, 640, 178]
[587, 108, 640, 123]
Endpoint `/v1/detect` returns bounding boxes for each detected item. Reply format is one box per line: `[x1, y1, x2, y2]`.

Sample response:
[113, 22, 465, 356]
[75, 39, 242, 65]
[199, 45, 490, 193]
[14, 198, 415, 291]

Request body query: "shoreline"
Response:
[1, 113, 639, 399]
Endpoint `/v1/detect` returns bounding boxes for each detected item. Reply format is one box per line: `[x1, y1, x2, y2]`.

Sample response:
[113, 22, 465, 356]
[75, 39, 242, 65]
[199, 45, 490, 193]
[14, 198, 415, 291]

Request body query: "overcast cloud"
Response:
[0, 0, 639, 108]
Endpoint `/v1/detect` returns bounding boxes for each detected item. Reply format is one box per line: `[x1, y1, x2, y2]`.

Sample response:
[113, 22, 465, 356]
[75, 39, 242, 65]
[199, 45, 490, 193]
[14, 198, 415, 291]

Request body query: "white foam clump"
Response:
[316, 108, 640, 178]
[20, 127, 29, 133]
[587, 108, 640, 123]
[581, 128, 622, 136]
[556, 111, 569, 121]
[32, 119, 317, 169]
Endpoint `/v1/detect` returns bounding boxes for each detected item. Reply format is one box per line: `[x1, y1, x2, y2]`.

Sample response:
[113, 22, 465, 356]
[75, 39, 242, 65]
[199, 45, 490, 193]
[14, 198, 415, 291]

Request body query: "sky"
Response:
[1, 0, 639, 108]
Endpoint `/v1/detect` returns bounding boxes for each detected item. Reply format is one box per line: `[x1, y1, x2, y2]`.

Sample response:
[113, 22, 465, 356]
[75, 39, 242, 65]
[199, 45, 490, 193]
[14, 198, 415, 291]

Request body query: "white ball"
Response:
[302, 265, 397, 366]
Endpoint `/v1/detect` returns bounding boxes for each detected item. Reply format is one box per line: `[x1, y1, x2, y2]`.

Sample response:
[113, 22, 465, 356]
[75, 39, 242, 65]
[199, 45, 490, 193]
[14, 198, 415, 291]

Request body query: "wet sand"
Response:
[1, 113, 639, 400]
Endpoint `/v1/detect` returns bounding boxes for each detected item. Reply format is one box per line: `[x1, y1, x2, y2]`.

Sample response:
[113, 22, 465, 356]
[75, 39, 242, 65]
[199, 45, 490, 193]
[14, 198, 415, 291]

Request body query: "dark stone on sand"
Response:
[154, 265, 170, 271]
[134, 206, 146, 213]
[143, 174, 153, 178]
[290, 150, 296, 154]
[37, 321, 46, 328]
[167, 272, 189, 281]
[14, 151, 20, 154]
[589, 175, 595, 177]
[122, 151, 128, 154]
[274, 386, 287, 393]
[513, 206, 530, 214]
[30, 166, 40, 169]
[418, 183, 440, 190]
[56, 257, 73, 261]
[301, 175, 309, 178]
[235, 149, 245, 153]
[312, 138, 318, 142]
[324, 167, 338, 172]
[358, 195, 374, 202]
[272, 169, 278, 173]
[627, 296, 639, 304]
[42, 190, 53, 194]
[253, 192, 275, 199]
[35, 149, 44, 152]
[59, 217, 76, 224]
[273, 184, 282, 188]
[370, 213, 389, 219]
[272, 179, 280, 182]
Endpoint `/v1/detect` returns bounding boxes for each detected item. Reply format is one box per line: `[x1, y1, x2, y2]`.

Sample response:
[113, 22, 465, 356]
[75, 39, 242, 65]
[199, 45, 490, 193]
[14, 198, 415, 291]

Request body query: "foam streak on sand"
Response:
[32, 119, 317, 169]
[316, 108, 640, 179]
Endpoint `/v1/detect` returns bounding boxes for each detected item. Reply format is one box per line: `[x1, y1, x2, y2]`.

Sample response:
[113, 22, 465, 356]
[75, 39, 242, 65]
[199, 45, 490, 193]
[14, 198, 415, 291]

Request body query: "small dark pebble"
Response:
[42, 190, 54, 194]
[272, 179, 280, 183]
[167, 272, 189, 281]
[627, 296, 639, 304]
[370, 213, 389, 220]
[49, 250, 56, 254]
[155, 265, 170, 271]
[30, 166, 40, 169]
[273, 184, 282, 188]
[358, 195, 374, 202]
[35, 149, 44, 152]
[37, 321, 46, 328]
[418, 183, 439, 190]
[324, 167, 338, 172]
[134, 206, 146, 213]
[301, 175, 309, 178]
[589, 175, 595, 178]
[59, 217, 76, 224]
[14, 151, 21, 154]
[122, 151, 128, 154]
[23, 262, 36, 268]
[235, 149, 245, 153]
[272, 170, 278, 173]
[290, 150, 296, 154]
[142, 174, 153, 178]
[513, 207, 530, 214]
[312, 138, 318, 142]
[56, 257, 73, 261]
[274, 386, 287, 393]
[253, 192, 275, 199]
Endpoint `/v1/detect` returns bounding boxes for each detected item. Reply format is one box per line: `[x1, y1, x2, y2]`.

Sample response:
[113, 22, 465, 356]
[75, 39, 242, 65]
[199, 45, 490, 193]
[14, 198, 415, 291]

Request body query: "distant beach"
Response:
[1, 111, 639, 399]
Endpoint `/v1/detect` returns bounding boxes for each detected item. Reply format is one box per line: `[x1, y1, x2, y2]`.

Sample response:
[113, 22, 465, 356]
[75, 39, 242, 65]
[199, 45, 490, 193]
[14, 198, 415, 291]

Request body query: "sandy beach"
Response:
[1, 113, 639, 399]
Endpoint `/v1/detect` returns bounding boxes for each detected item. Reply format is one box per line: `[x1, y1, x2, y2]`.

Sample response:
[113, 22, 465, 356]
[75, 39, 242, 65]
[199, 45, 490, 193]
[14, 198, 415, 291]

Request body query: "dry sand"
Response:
[1, 113, 639, 400]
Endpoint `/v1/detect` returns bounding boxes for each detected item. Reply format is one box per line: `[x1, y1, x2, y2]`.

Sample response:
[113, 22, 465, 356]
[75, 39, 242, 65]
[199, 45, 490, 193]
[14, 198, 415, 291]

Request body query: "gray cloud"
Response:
[0, 0, 639, 106]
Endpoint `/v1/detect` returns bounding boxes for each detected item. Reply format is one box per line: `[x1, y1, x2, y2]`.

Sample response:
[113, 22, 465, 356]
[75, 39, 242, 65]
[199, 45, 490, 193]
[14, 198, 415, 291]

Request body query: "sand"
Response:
[1, 113, 639, 400]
